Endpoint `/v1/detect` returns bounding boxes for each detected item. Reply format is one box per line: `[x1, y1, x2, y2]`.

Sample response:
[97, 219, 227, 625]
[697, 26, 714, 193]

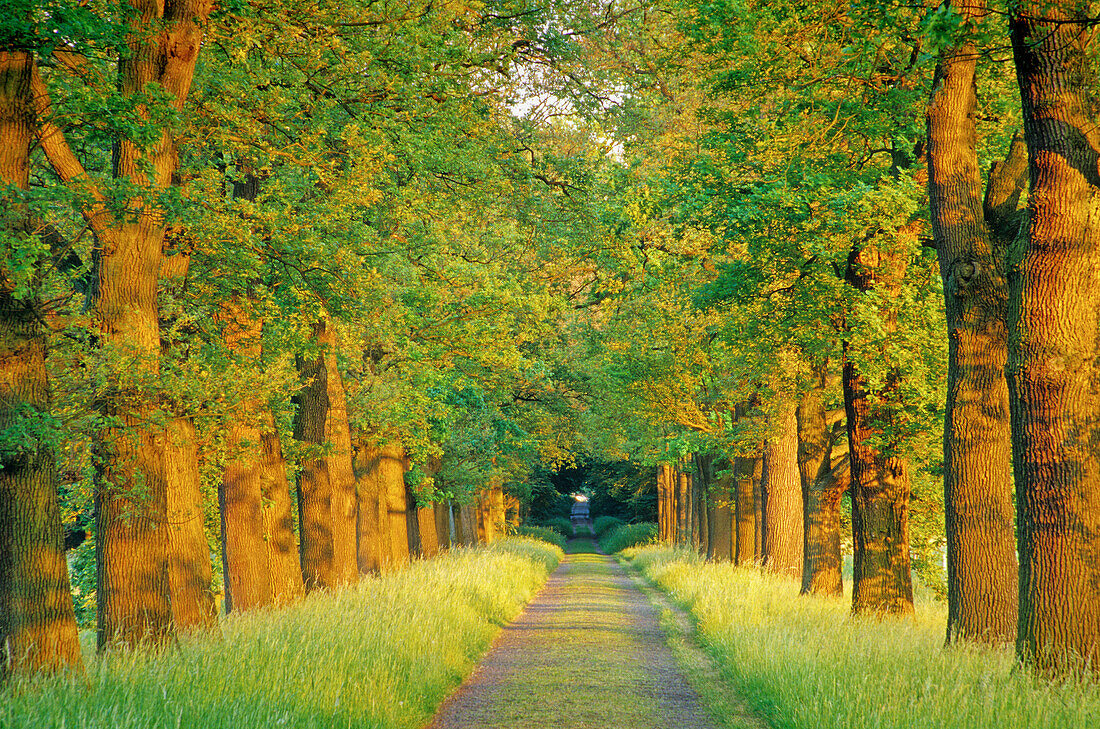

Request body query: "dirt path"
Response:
[425, 540, 766, 729]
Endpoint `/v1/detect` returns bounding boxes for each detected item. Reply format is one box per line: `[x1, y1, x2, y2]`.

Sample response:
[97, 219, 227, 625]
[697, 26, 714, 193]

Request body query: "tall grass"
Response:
[599, 522, 657, 554]
[1, 538, 562, 729]
[626, 545, 1100, 729]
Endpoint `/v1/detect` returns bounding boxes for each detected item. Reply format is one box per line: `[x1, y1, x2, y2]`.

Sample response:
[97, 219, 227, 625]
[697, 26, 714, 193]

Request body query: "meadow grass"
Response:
[625, 545, 1100, 729]
[599, 522, 657, 554]
[0, 538, 562, 729]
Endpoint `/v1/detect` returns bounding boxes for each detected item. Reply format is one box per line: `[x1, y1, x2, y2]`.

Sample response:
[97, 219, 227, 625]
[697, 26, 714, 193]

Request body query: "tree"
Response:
[762, 400, 802, 578]
[925, 0, 1021, 644]
[0, 46, 82, 675]
[31, 0, 215, 649]
[1008, 0, 1100, 676]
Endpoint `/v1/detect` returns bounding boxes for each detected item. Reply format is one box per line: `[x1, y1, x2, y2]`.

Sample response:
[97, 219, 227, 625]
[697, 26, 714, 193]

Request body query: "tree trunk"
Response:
[417, 506, 440, 557]
[797, 378, 847, 597]
[322, 333, 358, 586]
[294, 323, 335, 591]
[733, 456, 756, 565]
[353, 438, 385, 573]
[220, 410, 272, 613]
[693, 455, 710, 555]
[708, 460, 734, 562]
[261, 430, 303, 603]
[844, 361, 914, 616]
[434, 502, 452, 551]
[676, 463, 690, 545]
[1009, 1, 1100, 675]
[657, 464, 673, 541]
[763, 402, 803, 579]
[165, 417, 215, 629]
[927, 7, 1021, 644]
[0, 49, 82, 676]
[35, 0, 215, 650]
[380, 442, 409, 566]
[752, 454, 765, 563]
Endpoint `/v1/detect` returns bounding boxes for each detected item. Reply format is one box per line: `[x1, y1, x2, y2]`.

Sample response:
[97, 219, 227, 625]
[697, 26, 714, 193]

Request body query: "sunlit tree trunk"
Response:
[763, 402, 802, 579]
[322, 333, 358, 585]
[380, 442, 409, 565]
[1009, 0, 1100, 675]
[0, 48, 82, 676]
[657, 464, 673, 541]
[797, 376, 847, 596]
[261, 429, 303, 603]
[165, 417, 215, 628]
[927, 3, 1021, 644]
[32, 0, 214, 650]
[676, 462, 690, 545]
[353, 438, 385, 573]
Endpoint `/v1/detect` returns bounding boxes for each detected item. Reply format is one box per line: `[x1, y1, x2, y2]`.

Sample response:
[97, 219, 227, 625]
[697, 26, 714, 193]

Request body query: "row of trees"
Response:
[605, 0, 1099, 677]
[0, 0, 601, 677]
[1, 0, 1097, 684]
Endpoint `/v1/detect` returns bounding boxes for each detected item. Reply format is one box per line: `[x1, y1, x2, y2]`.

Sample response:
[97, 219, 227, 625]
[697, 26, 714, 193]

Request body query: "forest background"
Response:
[1, 0, 1098, 683]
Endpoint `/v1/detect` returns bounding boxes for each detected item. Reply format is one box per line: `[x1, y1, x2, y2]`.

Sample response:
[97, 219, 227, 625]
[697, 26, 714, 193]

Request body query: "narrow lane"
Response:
[425, 541, 720, 729]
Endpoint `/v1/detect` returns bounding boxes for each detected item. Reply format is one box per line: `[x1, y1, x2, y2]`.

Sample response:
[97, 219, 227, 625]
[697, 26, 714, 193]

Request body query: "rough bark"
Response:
[294, 323, 335, 591]
[1009, 1, 1100, 675]
[733, 456, 757, 565]
[797, 379, 847, 597]
[220, 416, 271, 613]
[353, 438, 386, 573]
[844, 361, 914, 616]
[262, 429, 303, 603]
[927, 6, 1021, 644]
[417, 506, 440, 558]
[379, 442, 409, 566]
[165, 417, 215, 629]
[763, 402, 803, 579]
[32, 1, 214, 650]
[322, 335, 358, 585]
[0, 49, 82, 675]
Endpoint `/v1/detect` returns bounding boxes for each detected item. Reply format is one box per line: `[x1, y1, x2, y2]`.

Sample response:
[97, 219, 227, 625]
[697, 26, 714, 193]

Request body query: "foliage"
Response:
[0, 539, 560, 728]
[627, 546, 1100, 728]
[536, 516, 575, 540]
[600, 522, 658, 554]
[592, 516, 625, 538]
[514, 525, 568, 551]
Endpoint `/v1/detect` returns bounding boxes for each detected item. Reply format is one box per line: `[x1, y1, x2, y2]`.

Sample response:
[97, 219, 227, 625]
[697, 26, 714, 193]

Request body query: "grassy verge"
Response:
[1, 538, 562, 729]
[625, 545, 1100, 729]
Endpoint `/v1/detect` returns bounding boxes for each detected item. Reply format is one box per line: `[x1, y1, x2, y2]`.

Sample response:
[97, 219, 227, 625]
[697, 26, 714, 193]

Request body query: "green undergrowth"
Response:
[625, 545, 1100, 729]
[1, 538, 563, 729]
[514, 524, 567, 550]
[599, 522, 657, 554]
[592, 515, 624, 537]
